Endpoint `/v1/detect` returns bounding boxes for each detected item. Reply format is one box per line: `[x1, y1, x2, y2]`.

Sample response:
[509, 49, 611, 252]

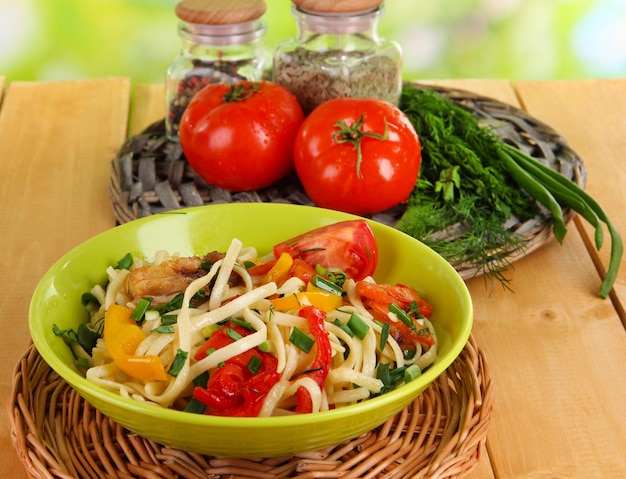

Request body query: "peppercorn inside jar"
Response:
[166, 0, 270, 141]
[273, 0, 402, 115]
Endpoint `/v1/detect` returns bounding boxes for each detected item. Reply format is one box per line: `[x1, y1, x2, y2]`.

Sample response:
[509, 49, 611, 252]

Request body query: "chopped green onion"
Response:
[326, 270, 348, 287]
[347, 312, 369, 340]
[379, 322, 390, 350]
[131, 297, 153, 322]
[168, 349, 188, 377]
[332, 318, 354, 337]
[151, 324, 175, 334]
[201, 260, 213, 271]
[81, 292, 100, 306]
[311, 275, 344, 296]
[116, 252, 133, 270]
[75, 357, 90, 369]
[243, 260, 256, 270]
[315, 264, 327, 276]
[161, 314, 178, 325]
[202, 324, 220, 338]
[184, 397, 206, 414]
[403, 349, 416, 360]
[205, 347, 215, 356]
[376, 362, 391, 388]
[258, 341, 272, 352]
[289, 327, 315, 353]
[193, 371, 209, 388]
[247, 355, 263, 374]
[230, 318, 254, 331]
[226, 328, 243, 341]
[404, 364, 422, 383]
[389, 302, 416, 331]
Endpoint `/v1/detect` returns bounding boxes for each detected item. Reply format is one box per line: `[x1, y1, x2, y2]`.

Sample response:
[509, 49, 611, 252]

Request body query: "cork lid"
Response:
[175, 0, 267, 25]
[292, 0, 383, 13]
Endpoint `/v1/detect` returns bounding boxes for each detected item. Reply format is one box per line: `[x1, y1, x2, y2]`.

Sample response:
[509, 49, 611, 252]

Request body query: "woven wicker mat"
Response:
[10, 335, 493, 479]
[108, 83, 585, 280]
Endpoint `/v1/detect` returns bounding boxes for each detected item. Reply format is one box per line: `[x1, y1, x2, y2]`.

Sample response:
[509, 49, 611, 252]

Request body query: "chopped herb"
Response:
[202, 324, 220, 338]
[289, 327, 315, 353]
[131, 297, 153, 322]
[152, 324, 175, 334]
[247, 355, 263, 374]
[332, 318, 354, 337]
[226, 328, 243, 341]
[160, 314, 178, 326]
[81, 292, 100, 307]
[184, 397, 206, 414]
[243, 260, 256, 270]
[389, 302, 416, 331]
[403, 349, 416, 360]
[404, 364, 422, 382]
[258, 341, 272, 352]
[53, 323, 100, 355]
[75, 357, 90, 369]
[116, 252, 133, 270]
[230, 318, 254, 331]
[201, 260, 213, 271]
[168, 349, 188, 377]
[375, 362, 410, 395]
[193, 371, 210, 388]
[379, 322, 390, 350]
[311, 274, 344, 296]
[347, 312, 369, 340]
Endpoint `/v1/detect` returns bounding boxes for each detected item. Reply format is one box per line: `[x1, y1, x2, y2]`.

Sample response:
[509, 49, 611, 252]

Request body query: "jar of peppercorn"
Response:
[273, 0, 403, 115]
[166, 0, 270, 140]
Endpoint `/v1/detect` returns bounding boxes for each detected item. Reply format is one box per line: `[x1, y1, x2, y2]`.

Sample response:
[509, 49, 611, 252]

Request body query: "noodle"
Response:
[81, 237, 439, 416]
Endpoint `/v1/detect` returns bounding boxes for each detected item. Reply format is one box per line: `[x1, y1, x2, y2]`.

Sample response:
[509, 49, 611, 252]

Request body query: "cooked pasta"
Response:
[79, 237, 438, 417]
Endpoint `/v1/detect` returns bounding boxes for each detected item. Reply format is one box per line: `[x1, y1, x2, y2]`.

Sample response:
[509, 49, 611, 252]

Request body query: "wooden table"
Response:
[1, 77, 625, 478]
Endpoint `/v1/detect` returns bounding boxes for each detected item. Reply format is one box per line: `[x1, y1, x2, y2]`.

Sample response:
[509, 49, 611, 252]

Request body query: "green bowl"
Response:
[29, 203, 472, 457]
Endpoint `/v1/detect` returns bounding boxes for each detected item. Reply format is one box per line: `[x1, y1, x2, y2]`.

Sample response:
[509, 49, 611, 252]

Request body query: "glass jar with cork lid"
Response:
[273, 0, 402, 115]
[166, 0, 270, 140]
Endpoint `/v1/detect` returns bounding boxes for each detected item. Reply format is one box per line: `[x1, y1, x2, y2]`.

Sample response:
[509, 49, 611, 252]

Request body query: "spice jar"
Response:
[273, 0, 402, 115]
[166, 0, 270, 140]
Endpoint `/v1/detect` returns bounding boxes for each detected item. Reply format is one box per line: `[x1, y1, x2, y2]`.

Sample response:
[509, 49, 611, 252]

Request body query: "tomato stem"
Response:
[333, 114, 389, 178]
[223, 82, 261, 103]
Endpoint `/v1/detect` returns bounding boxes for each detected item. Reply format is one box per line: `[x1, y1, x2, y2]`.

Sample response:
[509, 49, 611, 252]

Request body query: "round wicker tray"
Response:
[108, 83, 585, 281]
[10, 335, 493, 479]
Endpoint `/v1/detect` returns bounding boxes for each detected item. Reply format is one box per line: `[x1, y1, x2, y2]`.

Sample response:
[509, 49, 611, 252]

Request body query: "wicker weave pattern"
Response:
[10, 336, 493, 479]
[108, 85, 585, 281]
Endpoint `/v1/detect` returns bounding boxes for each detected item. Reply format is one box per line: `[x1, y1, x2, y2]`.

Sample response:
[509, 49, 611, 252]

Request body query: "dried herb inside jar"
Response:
[274, 47, 401, 114]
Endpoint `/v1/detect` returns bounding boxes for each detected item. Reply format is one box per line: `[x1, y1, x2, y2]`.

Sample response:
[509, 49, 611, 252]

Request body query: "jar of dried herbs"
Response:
[273, 0, 402, 115]
[166, 0, 270, 140]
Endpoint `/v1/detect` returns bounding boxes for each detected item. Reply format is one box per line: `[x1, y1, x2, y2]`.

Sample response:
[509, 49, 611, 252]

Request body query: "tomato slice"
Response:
[273, 220, 378, 281]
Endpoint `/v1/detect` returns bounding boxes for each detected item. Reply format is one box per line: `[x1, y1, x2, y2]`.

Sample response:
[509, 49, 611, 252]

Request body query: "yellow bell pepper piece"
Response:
[104, 304, 168, 381]
[262, 252, 294, 286]
[270, 291, 343, 313]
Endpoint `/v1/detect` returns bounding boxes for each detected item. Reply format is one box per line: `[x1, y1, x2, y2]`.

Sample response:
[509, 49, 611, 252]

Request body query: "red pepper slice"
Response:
[294, 306, 332, 413]
[191, 320, 281, 417]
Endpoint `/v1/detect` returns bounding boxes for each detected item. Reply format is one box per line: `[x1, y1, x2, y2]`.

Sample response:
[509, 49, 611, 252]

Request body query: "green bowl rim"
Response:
[29, 203, 473, 428]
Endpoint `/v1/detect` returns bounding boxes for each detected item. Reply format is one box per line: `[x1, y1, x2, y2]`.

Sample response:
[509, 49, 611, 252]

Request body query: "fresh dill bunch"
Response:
[400, 86, 538, 222]
[397, 85, 540, 284]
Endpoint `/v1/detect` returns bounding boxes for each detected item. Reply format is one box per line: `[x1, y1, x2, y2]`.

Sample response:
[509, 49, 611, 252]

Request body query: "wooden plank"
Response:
[442, 79, 626, 478]
[0, 78, 132, 478]
[130, 83, 166, 135]
[515, 79, 626, 317]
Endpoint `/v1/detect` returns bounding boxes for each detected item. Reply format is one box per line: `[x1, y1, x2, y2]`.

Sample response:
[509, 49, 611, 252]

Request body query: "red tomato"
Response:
[179, 81, 304, 192]
[273, 220, 378, 281]
[294, 98, 421, 215]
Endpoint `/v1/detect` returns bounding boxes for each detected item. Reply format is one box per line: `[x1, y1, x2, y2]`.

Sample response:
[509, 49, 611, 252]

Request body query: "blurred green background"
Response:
[1, 0, 625, 85]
